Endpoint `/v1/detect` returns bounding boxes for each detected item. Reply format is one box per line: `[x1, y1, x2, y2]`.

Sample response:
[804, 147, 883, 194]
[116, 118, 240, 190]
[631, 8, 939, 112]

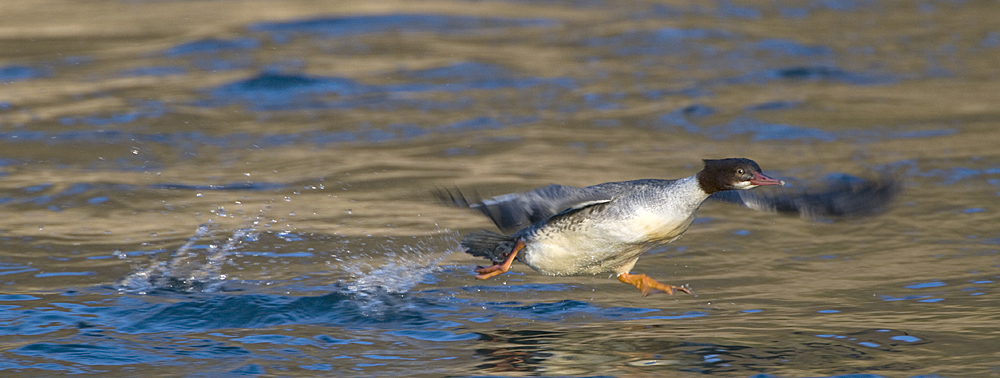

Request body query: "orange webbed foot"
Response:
[473, 239, 524, 280]
[474, 264, 507, 279]
[617, 273, 692, 297]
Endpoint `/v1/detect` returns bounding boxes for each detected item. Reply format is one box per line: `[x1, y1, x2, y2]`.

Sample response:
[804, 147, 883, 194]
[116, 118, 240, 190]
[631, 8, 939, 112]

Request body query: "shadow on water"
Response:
[458, 325, 932, 376]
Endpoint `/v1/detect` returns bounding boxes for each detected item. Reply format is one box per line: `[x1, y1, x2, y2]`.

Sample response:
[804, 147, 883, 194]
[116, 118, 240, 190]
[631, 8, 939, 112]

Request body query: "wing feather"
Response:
[709, 172, 901, 219]
[437, 184, 613, 233]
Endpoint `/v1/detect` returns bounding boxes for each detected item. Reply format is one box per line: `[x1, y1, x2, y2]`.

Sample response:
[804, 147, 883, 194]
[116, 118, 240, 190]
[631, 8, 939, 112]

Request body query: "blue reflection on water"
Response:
[586, 27, 725, 56]
[722, 66, 901, 86]
[13, 342, 173, 366]
[0, 294, 41, 301]
[199, 64, 575, 112]
[905, 281, 946, 289]
[383, 329, 479, 342]
[0, 268, 38, 276]
[117, 66, 187, 77]
[0, 281, 718, 374]
[34, 272, 96, 278]
[880, 295, 930, 302]
[399, 62, 574, 91]
[249, 14, 557, 42]
[161, 38, 260, 57]
[749, 38, 833, 56]
[59, 100, 167, 126]
[813, 328, 928, 356]
[658, 109, 955, 143]
[203, 71, 368, 110]
[0, 65, 50, 82]
[0, 118, 523, 152]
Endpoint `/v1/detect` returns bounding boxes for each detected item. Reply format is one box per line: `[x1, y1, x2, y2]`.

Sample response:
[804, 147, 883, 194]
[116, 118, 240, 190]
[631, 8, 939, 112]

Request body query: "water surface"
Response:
[1, 0, 999, 377]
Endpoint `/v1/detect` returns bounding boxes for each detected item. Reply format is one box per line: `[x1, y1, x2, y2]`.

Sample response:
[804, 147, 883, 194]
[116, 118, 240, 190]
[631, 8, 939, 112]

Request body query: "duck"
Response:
[440, 158, 899, 296]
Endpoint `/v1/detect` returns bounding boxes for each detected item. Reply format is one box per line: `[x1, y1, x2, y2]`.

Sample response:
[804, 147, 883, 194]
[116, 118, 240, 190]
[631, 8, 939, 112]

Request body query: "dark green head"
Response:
[697, 158, 784, 194]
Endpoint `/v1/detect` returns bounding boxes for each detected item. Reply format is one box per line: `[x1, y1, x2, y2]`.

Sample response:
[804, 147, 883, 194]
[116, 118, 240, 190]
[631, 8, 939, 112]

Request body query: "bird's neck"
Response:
[695, 169, 724, 194]
[673, 175, 714, 204]
[637, 175, 713, 216]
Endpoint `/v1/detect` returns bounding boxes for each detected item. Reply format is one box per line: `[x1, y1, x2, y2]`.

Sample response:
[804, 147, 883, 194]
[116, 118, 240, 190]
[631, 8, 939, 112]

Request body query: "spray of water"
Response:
[116, 214, 462, 298]
[325, 233, 461, 318]
[116, 220, 260, 294]
[337, 235, 459, 295]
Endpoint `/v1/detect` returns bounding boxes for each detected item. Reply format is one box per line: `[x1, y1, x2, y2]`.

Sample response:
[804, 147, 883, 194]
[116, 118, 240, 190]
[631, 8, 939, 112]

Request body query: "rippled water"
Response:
[2, 1, 999, 377]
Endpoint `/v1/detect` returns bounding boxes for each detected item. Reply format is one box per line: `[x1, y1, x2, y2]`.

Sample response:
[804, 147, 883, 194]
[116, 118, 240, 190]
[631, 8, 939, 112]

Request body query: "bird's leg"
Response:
[617, 273, 692, 297]
[474, 238, 525, 279]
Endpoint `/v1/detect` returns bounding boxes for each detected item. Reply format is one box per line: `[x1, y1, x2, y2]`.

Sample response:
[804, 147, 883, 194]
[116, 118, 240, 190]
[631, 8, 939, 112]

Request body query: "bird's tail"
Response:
[461, 231, 519, 265]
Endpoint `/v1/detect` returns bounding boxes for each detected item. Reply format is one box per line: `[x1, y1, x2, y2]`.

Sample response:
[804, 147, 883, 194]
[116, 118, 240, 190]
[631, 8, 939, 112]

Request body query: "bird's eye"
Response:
[737, 169, 744, 175]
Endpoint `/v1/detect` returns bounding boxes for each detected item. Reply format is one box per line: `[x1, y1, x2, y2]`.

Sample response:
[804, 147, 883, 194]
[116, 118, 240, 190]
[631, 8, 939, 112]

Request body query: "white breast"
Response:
[518, 175, 711, 276]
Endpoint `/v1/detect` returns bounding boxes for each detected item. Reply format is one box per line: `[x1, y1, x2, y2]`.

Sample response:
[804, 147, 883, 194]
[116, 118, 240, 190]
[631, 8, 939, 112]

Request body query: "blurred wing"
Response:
[437, 184, 613, 234]
[709, 173, 901, 219]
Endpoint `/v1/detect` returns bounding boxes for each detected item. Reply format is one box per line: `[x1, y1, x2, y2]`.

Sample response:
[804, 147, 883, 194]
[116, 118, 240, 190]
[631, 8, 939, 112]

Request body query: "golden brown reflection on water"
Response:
[1, 0, 999, 377]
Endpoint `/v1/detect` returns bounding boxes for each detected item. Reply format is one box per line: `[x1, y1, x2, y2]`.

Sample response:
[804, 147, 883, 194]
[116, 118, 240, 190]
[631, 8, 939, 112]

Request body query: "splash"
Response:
[336, 234, 459, 295]
[116, 221, 259, 294]
[326, 234, 459, 319]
